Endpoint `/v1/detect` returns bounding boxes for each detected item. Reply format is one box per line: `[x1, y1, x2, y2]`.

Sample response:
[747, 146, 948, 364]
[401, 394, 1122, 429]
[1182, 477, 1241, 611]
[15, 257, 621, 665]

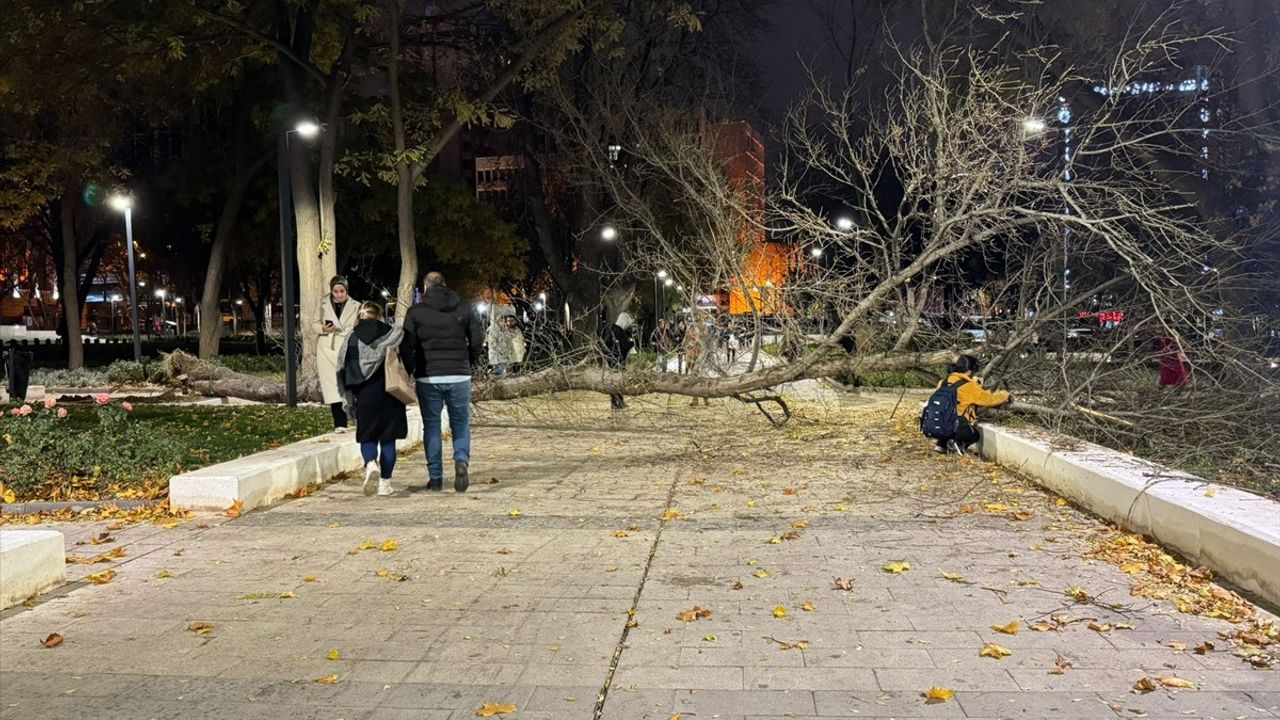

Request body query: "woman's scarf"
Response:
[337, 323, 404, 417]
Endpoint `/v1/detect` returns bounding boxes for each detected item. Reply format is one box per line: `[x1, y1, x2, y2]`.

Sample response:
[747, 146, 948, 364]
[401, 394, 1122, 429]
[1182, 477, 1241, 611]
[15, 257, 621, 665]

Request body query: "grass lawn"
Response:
[1, 403, 330, 502]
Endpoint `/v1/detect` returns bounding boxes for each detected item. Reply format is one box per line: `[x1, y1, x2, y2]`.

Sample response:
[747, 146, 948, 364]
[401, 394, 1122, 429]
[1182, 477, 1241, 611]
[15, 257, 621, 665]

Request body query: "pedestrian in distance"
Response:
[604, 312, 635, 410]
[400, 271, 484, 492]
[920, 354, 1011, 455]
[337, 302, 408, 497]
[650, 318, 675, 372]
[316, 275, 360, 433]
[726, 331, 740, 365]
[487, 310, 525, 377]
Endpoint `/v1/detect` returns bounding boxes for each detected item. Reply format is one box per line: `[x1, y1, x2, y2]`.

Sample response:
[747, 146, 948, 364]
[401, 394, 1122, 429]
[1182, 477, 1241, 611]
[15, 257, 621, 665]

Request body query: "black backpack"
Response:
[920, 378, 968, 439]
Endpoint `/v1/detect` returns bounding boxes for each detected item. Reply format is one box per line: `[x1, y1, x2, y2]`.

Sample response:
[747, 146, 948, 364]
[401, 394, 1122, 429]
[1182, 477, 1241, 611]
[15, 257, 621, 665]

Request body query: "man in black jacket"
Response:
[400, 271, 485, 492]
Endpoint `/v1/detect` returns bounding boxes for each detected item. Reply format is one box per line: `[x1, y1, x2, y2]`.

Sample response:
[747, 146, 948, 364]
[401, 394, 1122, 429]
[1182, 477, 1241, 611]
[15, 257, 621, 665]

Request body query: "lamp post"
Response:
[109, 294, 121, 334]
[278, 118, 321, 407]
[108, 194, 142, 362]
[154, 288, 166, 337]
[234, 299, 243, 336]
[176, 297, 184, 336]
[655, 270, 668, 324]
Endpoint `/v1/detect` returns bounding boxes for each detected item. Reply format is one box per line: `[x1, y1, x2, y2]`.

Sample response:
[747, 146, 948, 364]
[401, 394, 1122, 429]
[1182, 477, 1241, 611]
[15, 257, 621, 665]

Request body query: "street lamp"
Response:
[176, 296, 184, 336]
[154, 288, 166, 337]
[278, 117, 322, 407]
[1022, 117, 1046, 134]
[600, 225, 618, 241]
[107, 193, 142, 362]
[835, 216, 854, 231]
[234, 299, 243, 336]
[109, 294, 121, 333]
[810, 246, 824, 258]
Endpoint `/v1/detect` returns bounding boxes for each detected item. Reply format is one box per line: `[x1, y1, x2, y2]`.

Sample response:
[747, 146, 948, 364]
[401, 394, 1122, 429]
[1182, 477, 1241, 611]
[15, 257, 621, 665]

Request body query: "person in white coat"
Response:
[486, 311, 525, 376]
[315, 275, 360, 432]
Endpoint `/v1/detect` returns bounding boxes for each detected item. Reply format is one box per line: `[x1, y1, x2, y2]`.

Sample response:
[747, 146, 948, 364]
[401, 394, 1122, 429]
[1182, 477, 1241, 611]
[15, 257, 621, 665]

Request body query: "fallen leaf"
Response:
[745, 500, 756, 508]
[1160, 676, 1196, 689]
[991, 620, 1020, 635]
[1055, 497, 1069, 506]
[1030, 621, 1056, 632]
[41, 633, 63, 648]
[702, 634, 716, 642]
[776, 639, 809, 650]
[1119, 562, 1145, 574]
[883, 562, 911, 575]
[358, 540, 376, 550]
[832, 504, 850, 511]
[85, 569, 116, 585]
[1088, 622, 1112, 634]
[801, 600, 815, 612]
[625, 619, 638, 629]
[660, 508, 686, 521]
[474, 702, 518, 717]
[1133, 676, 1158, 693]
[730, 580, 744, 590]
[496, 548, 512, 555]
[984, 503, 1009, 513]
[773, 606, 788, 619]
[1204, 487, 1217, 498]
[979, 643, 1012, 659]
[1048, 654, 1072, 675]
[186, 622, 214, 637]
[781, 487, 798, 495]
[677, 606, 712, 622]
[1167, 641, 1186, 651]
[379, 540, 398, 552]
[834, 577, 855, 591]
[303, 576, 318, 583]
[1009, 511, 1035, 521]
[155, 570, 172, 580]
[507, 509, 522, 517]
[753, 570, 770, 579]
[780, 530, 801, 541]
[612, 531, 628, 538]
[790, 519, 809, 529]
[922, 687, 955, 704]
[225, 499, 244, 518]
[314, 674, 339, 685]
[327, 649, 341, 661]
[1065, 587, 1090, 602]
[766, 536, 782, 545]
[940, 572, 966, 582]
[1018, 578, 1040, 587]
[1193, 641, 1214, 655]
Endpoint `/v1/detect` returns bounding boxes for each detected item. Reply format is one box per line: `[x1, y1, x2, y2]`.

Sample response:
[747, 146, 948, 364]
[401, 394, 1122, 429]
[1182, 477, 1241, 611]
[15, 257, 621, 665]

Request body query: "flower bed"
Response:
[0, 397, 329, 503]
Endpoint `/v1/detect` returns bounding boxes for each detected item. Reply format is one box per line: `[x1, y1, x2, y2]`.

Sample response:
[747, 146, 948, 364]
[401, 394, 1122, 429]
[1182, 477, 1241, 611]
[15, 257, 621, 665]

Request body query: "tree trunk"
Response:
[199, 153, 269, 359]
[387, 2, 417, 320]
[163, 350, 322, 402]
[291, 134, 325, 378]
[58, 191, 84, 369]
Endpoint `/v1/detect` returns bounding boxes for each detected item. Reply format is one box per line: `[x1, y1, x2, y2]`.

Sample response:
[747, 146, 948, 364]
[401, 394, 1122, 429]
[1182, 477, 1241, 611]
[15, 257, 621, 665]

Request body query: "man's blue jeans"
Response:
[416, 381, 471, 481]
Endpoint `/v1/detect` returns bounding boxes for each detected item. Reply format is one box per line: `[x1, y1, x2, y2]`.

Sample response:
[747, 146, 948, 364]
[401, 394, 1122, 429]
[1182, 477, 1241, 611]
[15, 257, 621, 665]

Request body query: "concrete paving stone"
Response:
[612, 664, 746, 690]
[873, 666, 1022, 692]
[597, 688, 677, 719]
[678, 645, 808, 668]
[668, 688, 817, 716]
[743, 665, 879, 691]
[955, 690, 1114, 717]
[376, 681, 535, 711]
[813, 689, 970, 717]
[803, 645, 935, 668]
[1100, 690, 1280, 718]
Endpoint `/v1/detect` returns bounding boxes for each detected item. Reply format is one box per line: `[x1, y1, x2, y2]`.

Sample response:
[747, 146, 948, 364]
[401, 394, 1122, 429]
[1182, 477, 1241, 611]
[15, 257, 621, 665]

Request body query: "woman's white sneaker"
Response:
[362, 461, 379, 496]
[377, 478, 394, 496]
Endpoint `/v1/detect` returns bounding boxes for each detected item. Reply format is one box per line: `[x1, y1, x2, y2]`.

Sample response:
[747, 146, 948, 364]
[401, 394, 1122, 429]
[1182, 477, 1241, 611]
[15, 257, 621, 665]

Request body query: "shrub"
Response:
[210, 354, 285, 375]
[30, 368, 108, 387]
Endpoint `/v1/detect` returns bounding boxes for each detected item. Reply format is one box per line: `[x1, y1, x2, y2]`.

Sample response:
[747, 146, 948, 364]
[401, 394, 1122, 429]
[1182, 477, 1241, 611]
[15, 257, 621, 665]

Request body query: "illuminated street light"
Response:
[656, 270, 668, 279]
[600, 225, 618, 241]
[1022, 117, 1047, 134]
[664, 278, 674, 287]
[835, 217, 854, 231]
[810, 247, 823, 258]
[294, 120, 321, 138]
[108, 192, 142, 361]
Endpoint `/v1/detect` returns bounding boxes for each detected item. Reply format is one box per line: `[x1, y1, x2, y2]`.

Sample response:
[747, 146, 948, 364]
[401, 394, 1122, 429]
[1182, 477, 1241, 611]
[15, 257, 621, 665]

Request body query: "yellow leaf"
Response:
[1065, 587, 1090, 602]
[1119, 562, 1145, 574]
[922, 687, 955, 704]
[883, 562, 911, 574]
[801, 600, 815, 612]
[155, 570, 172, 579]
[940, 572, 966, 582]
[1, 484, 18, 504]
[314, 674, 339, 685]
[327, 649, 341, 661]
[225, 499, 244, 518]
[676, 606, 712, 622]
[1159, 676, 1195, 689]
[766, 536, 782, 545]
[186, 622, 214, 637]
[979, 643, 1012, 659]
[379, 540, 398, 552]
[984, 503, 1009, 513]
[773, 605, 788, 618]
[745, 500, 756, 508]
[1115, 623, 1135, 630]
[1204, 487, 1217, 498]
[303, 576, 318, 583]
[376, 569, 390, 578]
[507, 509, 522, 517]
[612, 531, 628, 538]
[753, 570, 770, 579]
[701, 634, 716, 642]
[1166, 641, 1186, 651]
[1088, 622, 1112, 634]
[474, 702, 518, 717]
[833, 504, 850, 512]
[1055, 497, 1069, 506]
[991, 620, 1019, 635]
[791, 519, 809, 529]
[85, 569, 116, 585]
[358, 540, 376, 550]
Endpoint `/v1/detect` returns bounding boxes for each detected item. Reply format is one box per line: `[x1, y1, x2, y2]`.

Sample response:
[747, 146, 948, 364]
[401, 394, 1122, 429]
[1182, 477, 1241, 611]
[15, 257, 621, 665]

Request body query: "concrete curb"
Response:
[980, 424, 1280, 607]
[0, 530, 66, 609]
[170, 408, 425, 513]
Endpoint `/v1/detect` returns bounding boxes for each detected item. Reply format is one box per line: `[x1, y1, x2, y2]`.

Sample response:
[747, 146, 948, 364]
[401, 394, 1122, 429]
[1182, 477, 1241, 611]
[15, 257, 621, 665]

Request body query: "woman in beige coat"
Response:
[315, 275, 360, 432]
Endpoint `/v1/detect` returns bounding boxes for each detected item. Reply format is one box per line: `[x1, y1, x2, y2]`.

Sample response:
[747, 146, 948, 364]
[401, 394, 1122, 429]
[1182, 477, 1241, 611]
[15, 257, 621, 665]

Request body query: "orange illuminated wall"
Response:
[701, 119, 793, 315]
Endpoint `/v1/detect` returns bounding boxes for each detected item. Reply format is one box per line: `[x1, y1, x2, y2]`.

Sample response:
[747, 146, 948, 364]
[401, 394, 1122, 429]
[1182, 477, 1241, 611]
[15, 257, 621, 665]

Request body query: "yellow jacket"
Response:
[940, 372, 1010, 423]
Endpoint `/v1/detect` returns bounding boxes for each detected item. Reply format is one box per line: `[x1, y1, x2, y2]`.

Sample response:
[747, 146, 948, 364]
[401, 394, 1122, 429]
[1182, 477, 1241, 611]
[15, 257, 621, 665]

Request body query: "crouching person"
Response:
[921, 354, 1011, 455]
[338, 302, 409, 496]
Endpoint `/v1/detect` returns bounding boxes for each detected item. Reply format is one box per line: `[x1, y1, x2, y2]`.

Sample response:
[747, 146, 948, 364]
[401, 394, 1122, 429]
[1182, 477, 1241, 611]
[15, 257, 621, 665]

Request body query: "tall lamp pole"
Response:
[108, 194, 142, 362]
[277, 118, 321, 407]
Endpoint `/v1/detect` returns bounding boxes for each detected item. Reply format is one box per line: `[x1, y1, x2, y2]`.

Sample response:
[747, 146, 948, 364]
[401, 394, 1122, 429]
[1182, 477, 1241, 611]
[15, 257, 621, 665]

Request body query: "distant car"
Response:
[958, 326, 988, 343]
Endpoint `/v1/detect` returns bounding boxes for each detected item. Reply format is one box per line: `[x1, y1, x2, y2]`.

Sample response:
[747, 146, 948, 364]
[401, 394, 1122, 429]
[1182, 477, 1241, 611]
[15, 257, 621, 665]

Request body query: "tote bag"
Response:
[383, 347, 418, 404]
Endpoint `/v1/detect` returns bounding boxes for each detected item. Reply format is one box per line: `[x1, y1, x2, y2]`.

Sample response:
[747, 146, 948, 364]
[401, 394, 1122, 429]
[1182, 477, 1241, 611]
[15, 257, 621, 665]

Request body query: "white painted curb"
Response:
[0, 530, 66, 609]
[980, 424, 1280, 606]
[170, 409, 424, 513]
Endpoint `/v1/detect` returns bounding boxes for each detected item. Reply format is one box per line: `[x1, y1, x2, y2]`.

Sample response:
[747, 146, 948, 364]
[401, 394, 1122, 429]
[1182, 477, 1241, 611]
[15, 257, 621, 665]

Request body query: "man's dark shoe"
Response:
[426, 477, 443, 492]
[454, 461, 469, 493]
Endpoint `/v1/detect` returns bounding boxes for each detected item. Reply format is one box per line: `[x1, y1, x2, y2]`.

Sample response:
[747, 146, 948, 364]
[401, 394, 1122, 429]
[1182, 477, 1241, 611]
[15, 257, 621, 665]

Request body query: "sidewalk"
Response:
[1, 393, 1276, 720]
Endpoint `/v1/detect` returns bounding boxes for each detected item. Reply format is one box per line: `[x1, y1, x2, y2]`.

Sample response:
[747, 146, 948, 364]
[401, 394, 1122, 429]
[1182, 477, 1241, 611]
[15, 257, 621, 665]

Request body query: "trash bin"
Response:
[5, 345, 33, 402]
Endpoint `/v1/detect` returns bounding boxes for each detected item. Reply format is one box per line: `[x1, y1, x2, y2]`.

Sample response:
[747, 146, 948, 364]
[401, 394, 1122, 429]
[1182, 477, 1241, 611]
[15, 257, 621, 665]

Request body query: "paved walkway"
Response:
[2, 392, 1277, 720]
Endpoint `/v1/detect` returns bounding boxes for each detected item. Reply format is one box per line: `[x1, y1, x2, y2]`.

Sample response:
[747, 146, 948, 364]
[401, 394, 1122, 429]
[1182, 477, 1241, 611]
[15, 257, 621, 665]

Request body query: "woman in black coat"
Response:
[338, 302, 408, 496]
